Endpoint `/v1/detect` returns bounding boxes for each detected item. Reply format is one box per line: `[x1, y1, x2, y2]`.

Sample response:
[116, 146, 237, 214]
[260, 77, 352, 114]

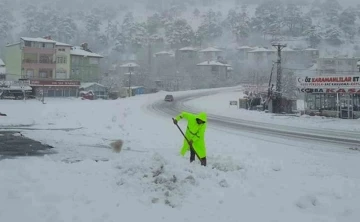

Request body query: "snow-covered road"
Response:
[1, 89, 360, 222]
[149, 89, 360, 148]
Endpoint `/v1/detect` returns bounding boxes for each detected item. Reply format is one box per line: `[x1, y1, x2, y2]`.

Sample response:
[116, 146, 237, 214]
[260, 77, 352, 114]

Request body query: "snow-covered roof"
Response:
[122, 86, 144, 89]
[120, 62, 139, 68]
[154, 51, 173, 56]
[56, 41, 72, 47]
[70, 46, 103, 58]
[179, 47, 197, 51]
[248, 47, 276, 53]
[20, 37, 56, 43]
[282, 47, 295, 52]
[80, 82, 106, 89]
[237, 46, 253, 50]
[303, 48, 319, 51]
[197, 61, 227, 66]
[199, 47, 222, 52]
[0, 59, 4, 66]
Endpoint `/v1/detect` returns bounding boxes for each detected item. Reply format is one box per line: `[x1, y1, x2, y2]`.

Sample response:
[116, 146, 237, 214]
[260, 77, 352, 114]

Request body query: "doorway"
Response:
[339, 94, 353, 119]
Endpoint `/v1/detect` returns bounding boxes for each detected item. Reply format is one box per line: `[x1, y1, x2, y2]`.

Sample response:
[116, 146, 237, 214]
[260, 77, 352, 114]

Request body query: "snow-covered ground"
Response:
[184, 91, 360, 132]
[1, 89, 360, 222]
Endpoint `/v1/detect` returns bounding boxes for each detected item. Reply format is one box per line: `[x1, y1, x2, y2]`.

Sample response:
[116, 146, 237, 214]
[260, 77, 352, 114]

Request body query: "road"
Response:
[0, 131, 54, 160]
[148, 90, 360, 148]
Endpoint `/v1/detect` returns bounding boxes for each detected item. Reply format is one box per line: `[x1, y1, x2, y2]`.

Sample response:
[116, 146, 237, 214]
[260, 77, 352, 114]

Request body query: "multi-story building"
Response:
[5, 37, 57, 80]
[5, 37, 80, 97]
[54, 41, 72, 79]
[0, 59, 5, 80]
[70, 43, 104, 82]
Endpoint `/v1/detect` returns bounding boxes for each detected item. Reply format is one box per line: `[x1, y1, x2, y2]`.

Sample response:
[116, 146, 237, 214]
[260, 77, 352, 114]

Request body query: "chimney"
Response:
[43, 35, 52, 40]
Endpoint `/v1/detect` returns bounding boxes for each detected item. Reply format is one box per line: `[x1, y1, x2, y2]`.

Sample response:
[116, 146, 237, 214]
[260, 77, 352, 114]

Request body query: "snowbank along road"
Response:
[148, 89, 360, 148]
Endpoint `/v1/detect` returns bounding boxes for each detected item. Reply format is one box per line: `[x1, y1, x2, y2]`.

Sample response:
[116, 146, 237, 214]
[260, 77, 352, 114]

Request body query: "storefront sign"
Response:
[299, 88, 360, 94]
[30, 80, 80, 86]
[296, 76, 360, 89]
[229, 101, 238, 106]
[0, 80, 30, 87]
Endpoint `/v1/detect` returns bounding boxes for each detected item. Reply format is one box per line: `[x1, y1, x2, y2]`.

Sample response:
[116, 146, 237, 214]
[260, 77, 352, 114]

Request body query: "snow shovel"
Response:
[172, 118, 201, 161]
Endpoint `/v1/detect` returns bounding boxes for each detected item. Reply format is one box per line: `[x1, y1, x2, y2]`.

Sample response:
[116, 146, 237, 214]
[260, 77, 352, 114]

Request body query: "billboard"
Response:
[296, 76, 360, 89]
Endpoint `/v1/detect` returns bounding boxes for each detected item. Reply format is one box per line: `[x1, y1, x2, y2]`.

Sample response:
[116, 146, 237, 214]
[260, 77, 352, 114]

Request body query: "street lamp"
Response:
[120, 62, 139, 97]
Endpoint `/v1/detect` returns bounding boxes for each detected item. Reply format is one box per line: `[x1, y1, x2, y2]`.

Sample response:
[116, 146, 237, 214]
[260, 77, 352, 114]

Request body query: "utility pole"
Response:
[128, 64, 132, 97]
[272, 43, 287, 113]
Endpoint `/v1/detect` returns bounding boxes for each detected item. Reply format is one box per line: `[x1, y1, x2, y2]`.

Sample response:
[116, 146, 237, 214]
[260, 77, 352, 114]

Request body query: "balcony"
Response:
[23, 47, 56, 54]
[22, 59, 56, 69]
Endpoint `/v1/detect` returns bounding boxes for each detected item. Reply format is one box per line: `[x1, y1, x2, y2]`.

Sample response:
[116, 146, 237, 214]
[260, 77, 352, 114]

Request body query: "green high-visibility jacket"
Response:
[175, 111, 207, 158]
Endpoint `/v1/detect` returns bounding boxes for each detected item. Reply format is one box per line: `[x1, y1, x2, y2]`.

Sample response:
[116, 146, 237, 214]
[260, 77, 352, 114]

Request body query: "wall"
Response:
[70, 55, 100, 82]
[55, 46, 71, 79]
[4, 44, 22, 80]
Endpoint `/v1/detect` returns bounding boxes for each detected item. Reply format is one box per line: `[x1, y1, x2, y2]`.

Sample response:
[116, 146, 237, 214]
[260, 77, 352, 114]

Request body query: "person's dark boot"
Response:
[200, 157, 207, 166]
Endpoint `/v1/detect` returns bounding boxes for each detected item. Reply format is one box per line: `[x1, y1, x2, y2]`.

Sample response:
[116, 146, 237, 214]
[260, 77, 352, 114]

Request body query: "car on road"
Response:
[164, 94, 174, 102]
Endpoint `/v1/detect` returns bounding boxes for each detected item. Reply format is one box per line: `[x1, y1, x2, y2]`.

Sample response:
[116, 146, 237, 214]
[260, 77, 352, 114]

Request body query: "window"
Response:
[26, 69, 34, 78]
[24, 41, 31, 47]
[57, 56, 67, 64]
[58, 48, 65, 51]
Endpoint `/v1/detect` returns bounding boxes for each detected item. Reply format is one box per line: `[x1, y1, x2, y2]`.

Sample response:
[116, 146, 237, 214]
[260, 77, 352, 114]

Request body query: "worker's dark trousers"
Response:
[190, 148, 207, 166]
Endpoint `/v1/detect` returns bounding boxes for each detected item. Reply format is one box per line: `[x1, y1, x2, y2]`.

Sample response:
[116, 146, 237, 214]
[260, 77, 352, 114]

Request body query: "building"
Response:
[297, 57, 360, 119]
[4, 37, 81, 97]
[199, 47, 223, 61]
[0, 59, 5, 80]
[54, 41, 72, 79]
[70, 43, 104, 82]
[196, 61, 232, 88]
[5, 37, 57, 81]
[79, 82, 108, 99]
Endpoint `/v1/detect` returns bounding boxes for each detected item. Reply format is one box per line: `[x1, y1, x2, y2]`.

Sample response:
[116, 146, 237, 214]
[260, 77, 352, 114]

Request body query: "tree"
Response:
[323, 25, 343, 45]
[0, 4, 13, 39]
[304, 25, 323, 48]
[339, 7, 358, 39]
[253, 0, 284, 38]
[322, 0, 342, 23]
[196, 9, 223, 45]
[85, 14, 101, 34]
[147, 13, 162, 35]
[225, 9, 251, 43]
[283, 3, 303, 36]
[165, 19, 194, 48]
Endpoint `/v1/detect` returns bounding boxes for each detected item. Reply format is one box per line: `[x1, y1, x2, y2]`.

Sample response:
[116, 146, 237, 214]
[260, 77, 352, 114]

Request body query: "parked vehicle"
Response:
[164, 94, 174, 102]
[80, 91, 94, 100]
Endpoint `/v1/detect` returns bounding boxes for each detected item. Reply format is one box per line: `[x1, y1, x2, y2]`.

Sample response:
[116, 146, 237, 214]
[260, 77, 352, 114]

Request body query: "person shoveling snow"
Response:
[173, 112, 207, 166]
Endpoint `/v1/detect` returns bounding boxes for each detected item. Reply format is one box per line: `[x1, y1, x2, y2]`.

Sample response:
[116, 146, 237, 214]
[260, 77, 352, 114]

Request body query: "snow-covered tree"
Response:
[193, 8, 200, 18]
[165, 19, 194, 48]
[196, 9, 223, 45]
[147, 13, 162, 35]
[323, 25, 343, 45]
[0, 3, 13, 39]
[322, 0, 342, 23]
[253, 0, 284, 37]
[339, 7, 358, 39]
[283, 3, 303, 36]
[304, 25, 323, 48]
[85, 14, 101, 34]
[224, 9, 251, 43]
